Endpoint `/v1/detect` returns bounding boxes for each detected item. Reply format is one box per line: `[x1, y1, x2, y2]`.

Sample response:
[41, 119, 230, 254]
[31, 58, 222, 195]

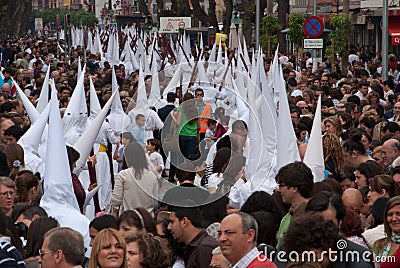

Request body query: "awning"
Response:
[389, 16, 400, 45]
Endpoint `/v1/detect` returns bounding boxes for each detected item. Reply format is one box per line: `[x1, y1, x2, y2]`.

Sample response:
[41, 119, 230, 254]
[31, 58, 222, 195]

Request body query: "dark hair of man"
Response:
[4, 125, 24, 140]
[275, 161, 314, 199]
[195, 87, 204, 94]
[346, 96, 360, 106]
[166, 92, 176, 102]
[45, 227, 85, 266]
[305, 191, 346, 223]
[231, 120, 248, 133]
[18, 205, 47, 220]
[175, 162, 196, 183]
[89, 214, 118, 231]
[169, 199, 203, 228]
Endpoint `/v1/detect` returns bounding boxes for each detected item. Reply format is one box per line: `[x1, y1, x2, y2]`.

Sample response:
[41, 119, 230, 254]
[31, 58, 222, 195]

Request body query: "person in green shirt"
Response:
[173, 92, 199, 160]
[275, 161, 314, 249]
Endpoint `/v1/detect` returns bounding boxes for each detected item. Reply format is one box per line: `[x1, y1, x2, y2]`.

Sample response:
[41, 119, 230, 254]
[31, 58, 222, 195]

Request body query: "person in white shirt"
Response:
[146, 138, 164, 180]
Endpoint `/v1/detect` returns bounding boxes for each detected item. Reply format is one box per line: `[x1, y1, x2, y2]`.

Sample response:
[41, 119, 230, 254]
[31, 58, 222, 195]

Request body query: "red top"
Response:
[380, 247, 400, 268]
[247, 255, 277, 268]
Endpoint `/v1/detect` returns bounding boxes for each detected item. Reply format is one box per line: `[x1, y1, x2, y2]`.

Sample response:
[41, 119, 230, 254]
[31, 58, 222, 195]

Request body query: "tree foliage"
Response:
[329, 14, 352, 74]
[329, 14, 352, 57]
[260, 14, 279, 54]
[287, 13, 304, 50]
[0, 0, 31, 40]
[34, 8, 98, 26]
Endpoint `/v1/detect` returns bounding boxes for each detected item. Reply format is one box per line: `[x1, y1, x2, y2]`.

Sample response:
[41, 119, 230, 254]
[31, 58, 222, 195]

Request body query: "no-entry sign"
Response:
[303, 16, 324, 38]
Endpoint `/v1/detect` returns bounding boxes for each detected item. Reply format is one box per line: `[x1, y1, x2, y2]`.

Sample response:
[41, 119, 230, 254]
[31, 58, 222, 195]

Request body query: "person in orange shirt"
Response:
[195, 88, 215, 141]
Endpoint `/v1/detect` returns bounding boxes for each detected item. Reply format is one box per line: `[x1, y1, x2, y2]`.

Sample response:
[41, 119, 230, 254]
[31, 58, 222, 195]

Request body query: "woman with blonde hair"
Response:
[3, 143, 25, 180]
[124, 232, 172, 268]
[324, 116, 342, 137]
[302, 89, 315, 105]
[89, 228, 128, 268]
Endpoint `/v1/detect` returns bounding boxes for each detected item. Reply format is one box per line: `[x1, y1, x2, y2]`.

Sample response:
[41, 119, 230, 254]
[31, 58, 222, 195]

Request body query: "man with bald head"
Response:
[1, 83, 11, 99]
[219, 212, 276, 267]
[381, 139, 400, 173]
[342, 188, 363, 213]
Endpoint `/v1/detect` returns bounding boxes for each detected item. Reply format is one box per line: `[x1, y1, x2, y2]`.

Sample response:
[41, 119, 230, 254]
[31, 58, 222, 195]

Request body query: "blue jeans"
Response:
[179, 135, 197, 160]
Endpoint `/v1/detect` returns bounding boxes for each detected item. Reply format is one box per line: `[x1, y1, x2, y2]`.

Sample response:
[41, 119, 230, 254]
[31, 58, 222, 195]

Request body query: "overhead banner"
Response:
[159, 17, 191, 33]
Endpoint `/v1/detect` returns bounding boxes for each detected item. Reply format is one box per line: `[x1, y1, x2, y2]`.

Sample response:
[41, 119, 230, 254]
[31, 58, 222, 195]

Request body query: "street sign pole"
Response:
[256, 0, 260, 50]
[382, 0, 388, 80]
[312, 0, 317, 72]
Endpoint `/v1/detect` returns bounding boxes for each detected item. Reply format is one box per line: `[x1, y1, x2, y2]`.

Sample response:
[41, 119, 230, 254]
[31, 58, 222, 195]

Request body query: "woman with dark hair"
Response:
[342, 133, 374, 168]
[123, 232, 172, 268]
[216, 154, 247, 196]
[252, 211, 278, 247]
[201, 193, 228, 240]
[240, 191, 277, 215]
[117, 208, 157, 235]
[368, 175, 400, 206]
[112, 142, 158, 215]
[305, 191, 346, 226]
[3, 143, 25, 180]
[341, 206, 369, 249]
[354, 160, 384, 189]
[373, 196, 400, 267]
[156, 214, 185, 267]
[14, 172, 39, 204]
[207, 148, 231, 194]
[24, 217, 59, 268]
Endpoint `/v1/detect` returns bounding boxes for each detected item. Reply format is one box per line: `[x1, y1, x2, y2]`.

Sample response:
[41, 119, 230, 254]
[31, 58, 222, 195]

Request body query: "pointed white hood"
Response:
[40, 86, 91, 256]
[74, 91, 117, 173]
[63, 68, 87, 145]
[136, 62, 148, 112]
[276, 62, 300, 170]
[13, 78, 40, 124]
[148, 58, 161, 109]
[89, 76, 101, 118]
[18, 102, 50, 154]
[36, 66, 51, 113]
[303, 96, 324, 182]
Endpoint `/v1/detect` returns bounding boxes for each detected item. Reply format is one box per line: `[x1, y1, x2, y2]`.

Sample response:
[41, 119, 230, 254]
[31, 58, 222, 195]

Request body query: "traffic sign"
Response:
[304, 39, 323, 49]
[303, 16, 324, 38]
[159, 17, 191, 33]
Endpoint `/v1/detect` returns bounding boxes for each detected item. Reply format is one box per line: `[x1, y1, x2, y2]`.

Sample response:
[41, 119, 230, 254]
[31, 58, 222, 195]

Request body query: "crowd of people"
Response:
[0, 32, 400, 268]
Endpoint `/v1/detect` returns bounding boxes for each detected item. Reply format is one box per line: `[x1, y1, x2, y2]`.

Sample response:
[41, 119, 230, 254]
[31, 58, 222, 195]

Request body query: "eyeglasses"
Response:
[196, 94, 204, 97]
[321, 80, 329, 82]
[156, 234, 168, 239]
[299, 106, 309, 110]
[0, 191, 14, 197]
[39, 249, 55, 258]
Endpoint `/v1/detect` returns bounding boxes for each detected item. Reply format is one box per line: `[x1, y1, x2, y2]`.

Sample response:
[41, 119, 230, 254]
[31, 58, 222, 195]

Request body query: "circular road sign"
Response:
[303, 16, 324, 38]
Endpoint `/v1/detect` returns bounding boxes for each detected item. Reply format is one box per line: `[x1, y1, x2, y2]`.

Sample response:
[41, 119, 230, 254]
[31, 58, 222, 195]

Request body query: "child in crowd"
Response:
[113, 132, 136, 172]
[132, 114, 146, 148]
[146, 138, 164, 180]
[204, 119, 217, 153]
